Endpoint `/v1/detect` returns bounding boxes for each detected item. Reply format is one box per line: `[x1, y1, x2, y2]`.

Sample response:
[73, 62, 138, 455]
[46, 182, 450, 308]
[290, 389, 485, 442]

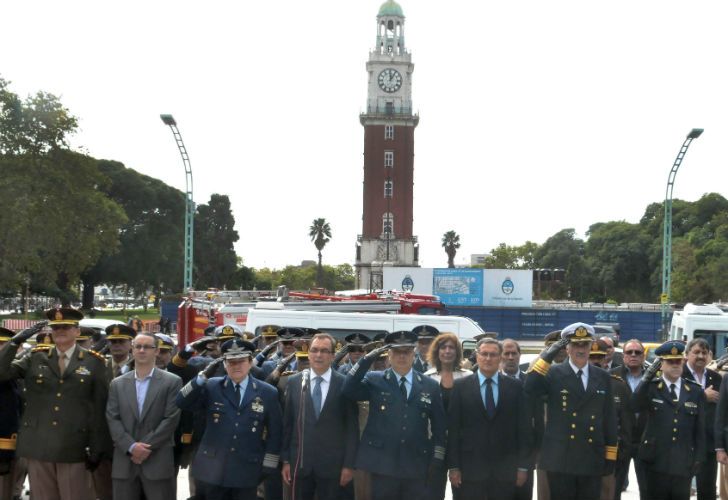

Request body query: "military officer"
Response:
[76, 326, 95, 349]
[0, 308, 110, 500]
[216, 323, 244, 343]
[343, 330, 447, 500]
[632, 340, 706, 500]
[0, 327, 22, 500]
[262, 328, 303, 377]
[412, 325, 438, 372]
[106, 323, 135, 378]
[176, 338, 282, 500]
[337, 333, 371, 374]
[525, 323, 618, 500]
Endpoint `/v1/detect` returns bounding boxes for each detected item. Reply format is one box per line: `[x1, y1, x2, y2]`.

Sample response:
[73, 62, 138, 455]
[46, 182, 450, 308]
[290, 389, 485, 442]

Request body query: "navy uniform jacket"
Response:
[176, 374, 283, 488]
[342, 357, 446, 479]
[525, 361, 618, 476]
[281, 370, 359, 478]
[632, 377, 706, 477]
[610, 374, 634, 463]
[682, 365, 721, 452]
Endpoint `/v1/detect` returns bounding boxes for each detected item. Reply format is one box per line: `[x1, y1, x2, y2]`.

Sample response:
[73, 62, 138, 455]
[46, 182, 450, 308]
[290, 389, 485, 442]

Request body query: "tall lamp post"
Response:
[160, 114, 195, 293]
[661, 128, 703, 337]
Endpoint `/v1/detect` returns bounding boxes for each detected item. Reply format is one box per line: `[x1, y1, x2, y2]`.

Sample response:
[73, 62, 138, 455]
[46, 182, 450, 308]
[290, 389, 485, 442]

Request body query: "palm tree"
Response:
[442, 230, 461, 268]
[309, 218, 332, 286]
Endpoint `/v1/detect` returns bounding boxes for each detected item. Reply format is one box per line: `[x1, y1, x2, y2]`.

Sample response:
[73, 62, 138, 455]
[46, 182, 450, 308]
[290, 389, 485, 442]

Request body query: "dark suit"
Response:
[684, 365, 721, 500]
[525, 361, 618, 500]
[448, 372, 533, 500]
[632, 377, 706, 500]
[281, 369, 358, 500]
[343, 358, 446, 500]
[106, 368, 182, 499]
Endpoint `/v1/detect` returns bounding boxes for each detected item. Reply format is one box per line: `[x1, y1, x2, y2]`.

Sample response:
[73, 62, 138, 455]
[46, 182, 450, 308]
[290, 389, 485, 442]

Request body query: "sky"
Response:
[3, 0, 728, 271]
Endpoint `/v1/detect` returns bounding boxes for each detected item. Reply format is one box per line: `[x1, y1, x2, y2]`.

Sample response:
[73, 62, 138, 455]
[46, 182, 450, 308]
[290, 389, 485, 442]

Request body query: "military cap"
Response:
[412, 325, 439, 339]
[155, 333, 175, 351]
[0, 327, 14, 341]
[46, 307, 84, 326]
[544, 330, 562, 346]
[215, 323, 243, 342]
[260, 325, 281, 338]
[301, 328, 321, 339]
[345, 332, 371, 346]
[655, 340, 686, 359]
[589, 339, 609, 357]
[277, 327, 305, 341]
[221, 338, 256, 360]
[385, 330, 418, 348]
[561, 322, 595, 343]
[473, 331, 499, 341]
[33, 331, 54, 346]
[77, 327, 95, 341]
[372, 332, 387, 342]
[106, 324, 136, 340]
[242, 331, 255, 341]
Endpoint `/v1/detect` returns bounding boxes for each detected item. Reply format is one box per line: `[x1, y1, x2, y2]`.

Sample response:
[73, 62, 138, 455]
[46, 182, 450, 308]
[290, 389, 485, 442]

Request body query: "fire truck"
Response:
[176, 287, 445, 345]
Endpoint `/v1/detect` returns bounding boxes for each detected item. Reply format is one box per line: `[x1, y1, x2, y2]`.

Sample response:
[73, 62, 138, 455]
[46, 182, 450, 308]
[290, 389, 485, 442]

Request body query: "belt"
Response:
[0, 434, 17, 451]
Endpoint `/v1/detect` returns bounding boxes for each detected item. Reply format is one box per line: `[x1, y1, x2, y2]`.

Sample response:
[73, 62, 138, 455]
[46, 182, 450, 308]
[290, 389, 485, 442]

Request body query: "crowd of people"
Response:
[0, 307, 726, 500]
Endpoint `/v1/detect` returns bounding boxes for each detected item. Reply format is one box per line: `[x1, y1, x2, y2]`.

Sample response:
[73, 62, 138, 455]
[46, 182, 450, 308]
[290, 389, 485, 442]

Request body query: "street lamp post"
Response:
[661, 128, 703, 337]
[160, 114, 195, 293]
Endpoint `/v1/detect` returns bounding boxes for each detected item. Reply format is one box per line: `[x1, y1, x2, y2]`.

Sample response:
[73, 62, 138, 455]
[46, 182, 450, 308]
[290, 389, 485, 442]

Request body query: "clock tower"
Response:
[355, 0, 419, 290]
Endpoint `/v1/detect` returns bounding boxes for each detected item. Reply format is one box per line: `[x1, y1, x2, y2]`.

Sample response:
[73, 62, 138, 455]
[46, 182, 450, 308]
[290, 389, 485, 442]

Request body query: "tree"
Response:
[309, 218, 331, 286]
[441, 230, 461, 268]
[194, 194, 240, 289]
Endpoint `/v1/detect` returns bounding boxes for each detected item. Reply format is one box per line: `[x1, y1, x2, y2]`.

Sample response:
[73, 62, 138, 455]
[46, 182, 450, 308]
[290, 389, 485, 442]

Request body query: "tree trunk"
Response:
[317, 251, 323, 286]
[81, 276, 95, 310]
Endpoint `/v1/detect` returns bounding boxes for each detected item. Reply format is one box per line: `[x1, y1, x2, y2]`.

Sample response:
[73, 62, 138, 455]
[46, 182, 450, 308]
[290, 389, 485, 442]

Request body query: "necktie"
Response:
[399, 376, 408, 400]
[312, 376, 323, 419]
[58, 352, 66, 374]
[485, 378, 496, 418]
[576, 369, 584, 391]
[234, 384, 241, 407]
[670, 383, 678, 402]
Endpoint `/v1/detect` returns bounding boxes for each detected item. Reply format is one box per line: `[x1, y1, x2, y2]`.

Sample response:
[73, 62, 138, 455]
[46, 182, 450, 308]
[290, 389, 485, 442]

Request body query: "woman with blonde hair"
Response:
[424, 332, 472, 500]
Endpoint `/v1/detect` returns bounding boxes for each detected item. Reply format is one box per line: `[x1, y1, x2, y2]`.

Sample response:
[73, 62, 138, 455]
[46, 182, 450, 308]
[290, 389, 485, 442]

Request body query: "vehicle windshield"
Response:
[694, 329, 728, 357]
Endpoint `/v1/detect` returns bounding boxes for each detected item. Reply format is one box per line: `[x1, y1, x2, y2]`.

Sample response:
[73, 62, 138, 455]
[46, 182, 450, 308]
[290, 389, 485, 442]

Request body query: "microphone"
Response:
[301, 368, 310, 390]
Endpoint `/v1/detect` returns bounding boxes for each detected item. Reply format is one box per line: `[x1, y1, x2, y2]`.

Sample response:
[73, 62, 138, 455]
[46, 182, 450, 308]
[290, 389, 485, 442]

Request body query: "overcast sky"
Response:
[3, 1, 728, 271]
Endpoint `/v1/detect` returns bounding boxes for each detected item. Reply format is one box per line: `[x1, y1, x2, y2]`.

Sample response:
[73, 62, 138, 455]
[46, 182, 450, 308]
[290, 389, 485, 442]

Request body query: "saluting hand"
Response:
[364, 344, 391, 361]
[541, 337, 569, 363]
[642, 358, 662, 382]
[11, 321, 48, 346]
[202, 357, 224, 379]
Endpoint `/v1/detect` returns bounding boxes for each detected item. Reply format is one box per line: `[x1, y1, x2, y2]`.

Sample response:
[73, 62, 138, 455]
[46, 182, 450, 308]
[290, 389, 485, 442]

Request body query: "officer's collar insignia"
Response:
[657, 382, 663, 389]
[251, 380, 257, 389]
[385, 371, 391, 380]
[415, 373, 422, 382]
[671, 346, 678, 355]
[685, 384, 691, 392]
[575, 326, 588, 338]
[75, 366, 90, 375]
[55, 311, 63, 320]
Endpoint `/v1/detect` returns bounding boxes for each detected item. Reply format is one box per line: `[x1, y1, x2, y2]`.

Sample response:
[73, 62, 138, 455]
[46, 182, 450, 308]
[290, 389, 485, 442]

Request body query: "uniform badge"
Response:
[651, 398, 664, 404]
[75, 366, 90, 376]
[685, 401, 697, 408]
[213, 413, 220, 423]
[420, 393, 431, 404]
[252, 397, 264, 413]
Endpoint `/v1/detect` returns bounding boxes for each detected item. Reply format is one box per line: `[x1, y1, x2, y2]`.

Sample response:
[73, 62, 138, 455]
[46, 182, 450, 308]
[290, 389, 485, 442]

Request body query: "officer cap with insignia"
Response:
[46, 307, 84, 326]
[385, 330, 418, 348]
[345, 332, 371, 350]
[0, 327, 13, 342]
[221, 338, 256, 360]
[215, 323, 243, 342]
[544, 330, 562, 346]
[77, 327, 95, 341]
[655, 340, 686, 360]
[260, 325, 281, 338]
[561, 322, 595, 343]
[277, 327, 305, 342]
[105, 324, 136, 341]
[155, 333, 175, 351]
[589, 339, 609, 357]
[412, 325, 439, 340]
[300, 328, 321, 339]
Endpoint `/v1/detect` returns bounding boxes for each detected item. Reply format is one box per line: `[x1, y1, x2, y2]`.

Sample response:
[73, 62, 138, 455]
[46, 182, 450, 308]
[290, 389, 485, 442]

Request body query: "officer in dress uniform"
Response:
[525, 323, 618, 500]
[262, 328, 303, 378]
[632, 340, 706, 500]
[0, 327, 21, 500]
[0, 308, 110, 500]
[176, 338, 282, 500]
[337, 333, 371, 375]
[106, 323, 136, 378]
[412, 325, 438, 373]
[343, 330, 447, 500]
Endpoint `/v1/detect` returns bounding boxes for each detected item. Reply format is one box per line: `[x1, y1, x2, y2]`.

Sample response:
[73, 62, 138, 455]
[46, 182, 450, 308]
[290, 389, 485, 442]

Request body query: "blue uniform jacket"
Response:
[343, 357, 446, 479]
[176, 374, 282, 488]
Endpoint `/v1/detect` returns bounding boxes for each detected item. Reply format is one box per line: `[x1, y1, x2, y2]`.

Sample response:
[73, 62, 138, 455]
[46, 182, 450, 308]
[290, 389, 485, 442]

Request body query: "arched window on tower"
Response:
[382, 213, 394, 239]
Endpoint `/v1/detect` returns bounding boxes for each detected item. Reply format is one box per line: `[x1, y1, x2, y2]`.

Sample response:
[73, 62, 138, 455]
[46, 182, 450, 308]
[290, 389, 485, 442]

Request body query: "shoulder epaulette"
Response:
[85, 349, 106, 363]
[31, 345, 52, 353]
[610, 374, 624, 382]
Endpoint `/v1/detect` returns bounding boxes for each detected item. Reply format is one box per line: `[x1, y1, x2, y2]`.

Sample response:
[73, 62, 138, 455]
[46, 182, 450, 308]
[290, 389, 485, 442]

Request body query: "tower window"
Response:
[384, 125, 394, 140]
[384, 151, 394, 168]
[384, 179, 393, 197]
[382, 213, 394, 239]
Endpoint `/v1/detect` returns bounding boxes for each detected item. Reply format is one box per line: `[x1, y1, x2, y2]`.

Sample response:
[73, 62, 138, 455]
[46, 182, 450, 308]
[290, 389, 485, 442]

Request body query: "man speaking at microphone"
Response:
[281, 333, 358, 500]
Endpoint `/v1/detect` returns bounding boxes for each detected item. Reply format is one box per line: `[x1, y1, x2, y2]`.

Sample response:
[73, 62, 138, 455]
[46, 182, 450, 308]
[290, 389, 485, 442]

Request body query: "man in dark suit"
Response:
[281, 333, 358, 500]
[106, 332, 182, 499]
[600, 336, 623, 370]
[343, 330, 446, 500]
[525, 323, 618, 500]
[448, 337, 532, 500]
[632, 340, 706, 500]
[683, 337, 721, 500]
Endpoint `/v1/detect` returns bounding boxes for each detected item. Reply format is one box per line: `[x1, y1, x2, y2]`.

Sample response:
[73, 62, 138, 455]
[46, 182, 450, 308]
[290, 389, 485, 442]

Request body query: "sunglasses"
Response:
[624, 350, 644, 356]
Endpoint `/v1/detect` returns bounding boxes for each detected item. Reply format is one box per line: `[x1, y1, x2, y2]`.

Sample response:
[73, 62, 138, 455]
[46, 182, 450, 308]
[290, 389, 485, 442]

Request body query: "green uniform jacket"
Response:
[0, 342, 111, 462]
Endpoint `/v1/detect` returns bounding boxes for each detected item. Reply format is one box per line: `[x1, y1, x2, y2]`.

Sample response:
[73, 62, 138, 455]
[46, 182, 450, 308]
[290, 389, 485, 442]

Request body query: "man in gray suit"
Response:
[106, 331, 182, 500]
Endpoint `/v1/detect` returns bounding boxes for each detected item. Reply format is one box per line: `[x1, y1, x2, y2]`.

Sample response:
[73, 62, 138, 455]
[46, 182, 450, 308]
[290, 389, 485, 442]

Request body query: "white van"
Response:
[669, 303, 728, 354]
[245, 308, 486, 341]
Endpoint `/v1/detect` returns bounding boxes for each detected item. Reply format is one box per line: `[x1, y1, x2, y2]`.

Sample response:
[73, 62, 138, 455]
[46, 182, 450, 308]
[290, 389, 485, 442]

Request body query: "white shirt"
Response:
[663, 376, 682, 400]
[687, 363, 707, 389]
[568, 359, 589, 390]
[309, 367, 332, 405]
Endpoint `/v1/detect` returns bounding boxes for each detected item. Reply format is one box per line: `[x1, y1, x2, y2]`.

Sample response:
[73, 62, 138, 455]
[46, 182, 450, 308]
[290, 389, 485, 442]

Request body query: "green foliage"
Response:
[230, 263, 355, 292]
[194, 194, 240, 289]
[482, 241, 540, 270]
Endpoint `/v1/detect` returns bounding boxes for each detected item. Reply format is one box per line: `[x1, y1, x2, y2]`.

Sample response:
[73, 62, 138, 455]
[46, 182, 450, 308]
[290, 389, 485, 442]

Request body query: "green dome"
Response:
[378, 0, 404, 17]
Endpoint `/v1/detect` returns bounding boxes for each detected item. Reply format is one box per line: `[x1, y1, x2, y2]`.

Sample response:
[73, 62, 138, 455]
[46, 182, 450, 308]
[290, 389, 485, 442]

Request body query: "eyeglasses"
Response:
[624, 350, 644, 356]
[133, 344, 157, 351]
[309, 349, 332, 355]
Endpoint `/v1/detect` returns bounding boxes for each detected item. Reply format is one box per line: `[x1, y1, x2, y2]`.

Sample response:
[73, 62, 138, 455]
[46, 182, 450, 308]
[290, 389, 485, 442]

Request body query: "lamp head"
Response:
[160, 114, 177, 126]
[687, 128, 704, 139]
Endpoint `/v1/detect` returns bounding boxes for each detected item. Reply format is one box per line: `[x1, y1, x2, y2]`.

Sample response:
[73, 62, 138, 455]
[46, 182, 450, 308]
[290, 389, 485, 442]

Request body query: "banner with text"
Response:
[433, 268, 484, 306]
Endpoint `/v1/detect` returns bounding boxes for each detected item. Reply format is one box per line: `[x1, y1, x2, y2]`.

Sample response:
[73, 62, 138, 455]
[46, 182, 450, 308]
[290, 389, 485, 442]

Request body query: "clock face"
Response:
[378, 68, 402, 93]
